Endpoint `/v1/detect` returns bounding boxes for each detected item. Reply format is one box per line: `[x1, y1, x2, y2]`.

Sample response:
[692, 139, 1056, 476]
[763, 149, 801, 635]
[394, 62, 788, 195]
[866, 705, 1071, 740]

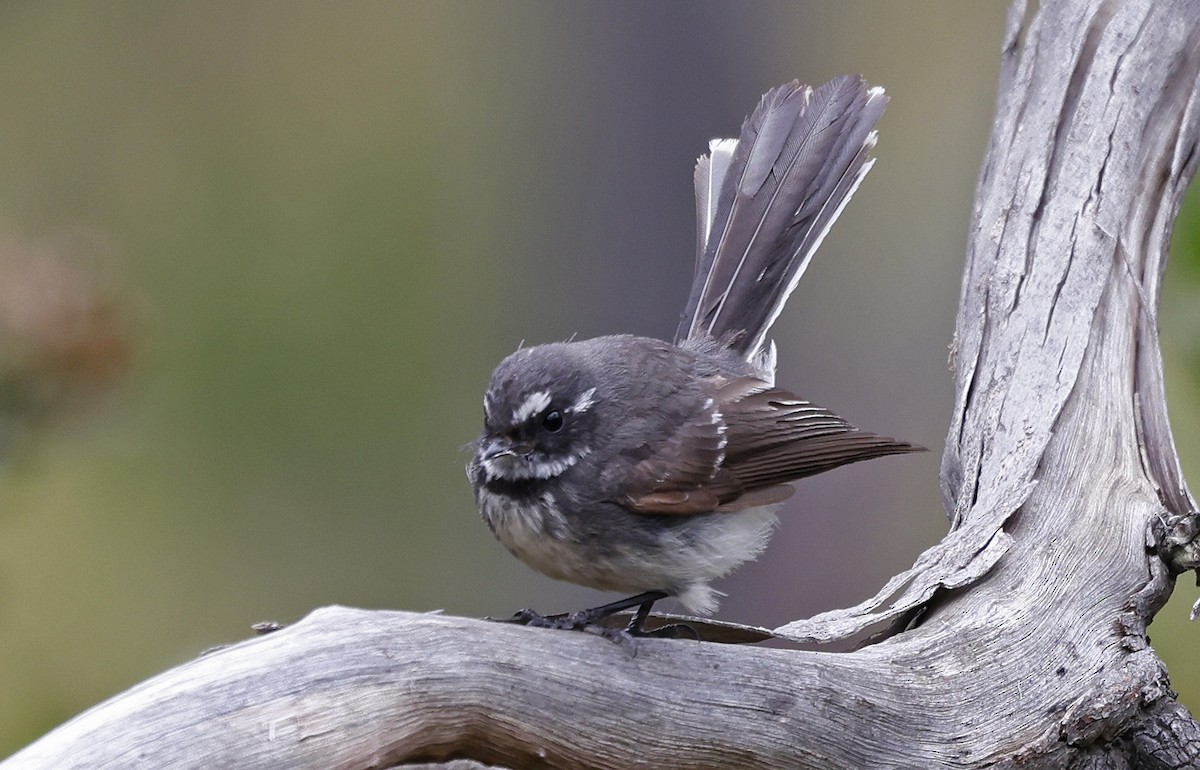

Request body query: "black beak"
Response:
[480, 437, 534, 461]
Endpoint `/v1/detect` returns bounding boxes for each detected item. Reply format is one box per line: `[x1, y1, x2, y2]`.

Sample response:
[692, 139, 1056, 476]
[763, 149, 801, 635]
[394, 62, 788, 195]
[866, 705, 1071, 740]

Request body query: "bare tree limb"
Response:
[5, 0, 1200, 767]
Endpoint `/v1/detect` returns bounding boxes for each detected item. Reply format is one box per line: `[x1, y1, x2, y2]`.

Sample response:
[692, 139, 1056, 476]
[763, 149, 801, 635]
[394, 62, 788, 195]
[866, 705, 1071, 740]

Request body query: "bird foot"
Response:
[496, 607, 581, 630]
[486, 605, 697, 645]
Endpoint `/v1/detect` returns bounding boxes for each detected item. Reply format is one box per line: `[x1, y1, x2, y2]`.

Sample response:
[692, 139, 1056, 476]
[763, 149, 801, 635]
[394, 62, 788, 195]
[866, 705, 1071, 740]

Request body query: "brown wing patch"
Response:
[714, 484, 794, 512]
[621, 390, 744, 515]
[621, 375, 921, 517]
[628, 488, 723, 515]
[718, 380, 923, 488]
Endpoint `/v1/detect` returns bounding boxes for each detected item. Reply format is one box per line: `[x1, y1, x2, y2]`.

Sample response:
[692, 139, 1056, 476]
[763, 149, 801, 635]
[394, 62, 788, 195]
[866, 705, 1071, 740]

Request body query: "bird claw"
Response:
[492, 607, 590, 630]
[491, 608, 563, 627]
[486, 591, 688, 646]
[487, 607, 697, 647]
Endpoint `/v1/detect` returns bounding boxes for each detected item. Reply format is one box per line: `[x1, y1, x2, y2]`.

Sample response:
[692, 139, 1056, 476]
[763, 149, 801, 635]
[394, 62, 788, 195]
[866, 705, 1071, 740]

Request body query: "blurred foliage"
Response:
[0, 237, 130, 453]
[0, 2, 537, 750]
[1157, 181, 1200, 715]
[0, 2, 1196, 758]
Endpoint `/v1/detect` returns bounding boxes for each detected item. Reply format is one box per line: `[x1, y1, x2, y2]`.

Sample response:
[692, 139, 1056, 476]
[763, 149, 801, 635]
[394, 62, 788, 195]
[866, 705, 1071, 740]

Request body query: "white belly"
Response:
[478, 487, 779, 615]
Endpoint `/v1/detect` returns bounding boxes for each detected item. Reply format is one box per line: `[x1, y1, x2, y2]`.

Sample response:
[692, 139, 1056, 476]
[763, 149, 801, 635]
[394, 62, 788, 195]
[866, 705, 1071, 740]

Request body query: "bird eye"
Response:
[541, 409, 564, 432]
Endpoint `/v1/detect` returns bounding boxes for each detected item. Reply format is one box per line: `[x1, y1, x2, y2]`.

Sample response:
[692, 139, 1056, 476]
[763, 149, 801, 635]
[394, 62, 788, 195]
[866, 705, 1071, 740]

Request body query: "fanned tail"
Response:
[677, 76, 887, 359]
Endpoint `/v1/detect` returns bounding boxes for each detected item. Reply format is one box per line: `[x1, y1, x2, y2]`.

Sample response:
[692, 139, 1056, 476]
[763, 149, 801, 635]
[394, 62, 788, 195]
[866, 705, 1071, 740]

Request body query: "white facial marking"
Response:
[512, 390, 552, 424]
[481, 449, 586, 483]
[711, 408, 727, 476]
[570, 387, 597, 414]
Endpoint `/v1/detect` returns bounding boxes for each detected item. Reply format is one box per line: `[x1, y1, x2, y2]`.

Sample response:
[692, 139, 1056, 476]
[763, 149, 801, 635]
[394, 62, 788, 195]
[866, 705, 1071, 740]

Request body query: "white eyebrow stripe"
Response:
[570, 387, 597, 414]
[512, 390, 552, 423]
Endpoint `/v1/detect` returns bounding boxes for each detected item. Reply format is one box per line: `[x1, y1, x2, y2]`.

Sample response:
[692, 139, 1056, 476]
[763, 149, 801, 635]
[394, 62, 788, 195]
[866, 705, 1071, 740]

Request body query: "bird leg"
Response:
[494, 590, 698, 640]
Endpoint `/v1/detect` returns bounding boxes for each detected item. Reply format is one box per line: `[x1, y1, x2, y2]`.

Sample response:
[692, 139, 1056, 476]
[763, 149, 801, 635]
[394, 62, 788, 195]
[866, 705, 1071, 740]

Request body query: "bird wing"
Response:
[619, 387, 739, 515]
[715, 380, 920, 489]
[622, 376, 920, 516]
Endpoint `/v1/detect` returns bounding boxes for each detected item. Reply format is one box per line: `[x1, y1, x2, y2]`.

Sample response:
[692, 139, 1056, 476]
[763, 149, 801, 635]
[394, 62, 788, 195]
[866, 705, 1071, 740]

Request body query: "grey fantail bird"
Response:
[469, 75, 920, 637]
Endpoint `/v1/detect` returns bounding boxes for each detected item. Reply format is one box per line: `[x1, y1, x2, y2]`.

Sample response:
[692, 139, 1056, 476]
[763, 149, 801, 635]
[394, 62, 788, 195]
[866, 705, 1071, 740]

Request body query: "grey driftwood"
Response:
[5, 0, 1200, 767]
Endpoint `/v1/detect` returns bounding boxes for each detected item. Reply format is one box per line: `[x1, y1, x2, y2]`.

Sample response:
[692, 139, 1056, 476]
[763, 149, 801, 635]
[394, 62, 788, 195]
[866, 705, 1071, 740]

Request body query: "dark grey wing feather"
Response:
[717, 384, 921, 489]
[677, 76, 887, 359]
[619, 375, 920, 517]
[621, 395, 743, 515]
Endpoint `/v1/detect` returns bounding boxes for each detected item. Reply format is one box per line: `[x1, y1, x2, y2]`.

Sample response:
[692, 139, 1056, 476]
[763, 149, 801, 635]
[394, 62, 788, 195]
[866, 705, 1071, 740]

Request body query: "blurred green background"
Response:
[0, 2, 1197, 756]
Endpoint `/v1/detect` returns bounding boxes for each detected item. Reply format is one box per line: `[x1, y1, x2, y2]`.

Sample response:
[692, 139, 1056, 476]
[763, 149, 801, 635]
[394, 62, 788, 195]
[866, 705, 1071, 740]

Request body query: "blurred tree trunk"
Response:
[5, 0, 1200, 768]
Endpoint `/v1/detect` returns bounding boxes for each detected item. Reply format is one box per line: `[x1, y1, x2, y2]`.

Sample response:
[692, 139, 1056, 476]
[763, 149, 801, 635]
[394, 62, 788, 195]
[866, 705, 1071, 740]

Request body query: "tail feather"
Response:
[677, 76, 887, 359]
[693, 138, 738, 271]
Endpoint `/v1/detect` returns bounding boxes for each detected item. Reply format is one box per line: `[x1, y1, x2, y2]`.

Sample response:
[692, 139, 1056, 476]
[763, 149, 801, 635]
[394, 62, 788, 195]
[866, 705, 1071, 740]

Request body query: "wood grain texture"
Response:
[5, 0, 1200, 767]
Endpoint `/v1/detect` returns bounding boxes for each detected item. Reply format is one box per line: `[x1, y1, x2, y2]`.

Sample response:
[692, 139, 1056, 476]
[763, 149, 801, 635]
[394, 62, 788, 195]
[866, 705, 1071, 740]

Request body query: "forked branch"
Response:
[5, 1, 1200, 768]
